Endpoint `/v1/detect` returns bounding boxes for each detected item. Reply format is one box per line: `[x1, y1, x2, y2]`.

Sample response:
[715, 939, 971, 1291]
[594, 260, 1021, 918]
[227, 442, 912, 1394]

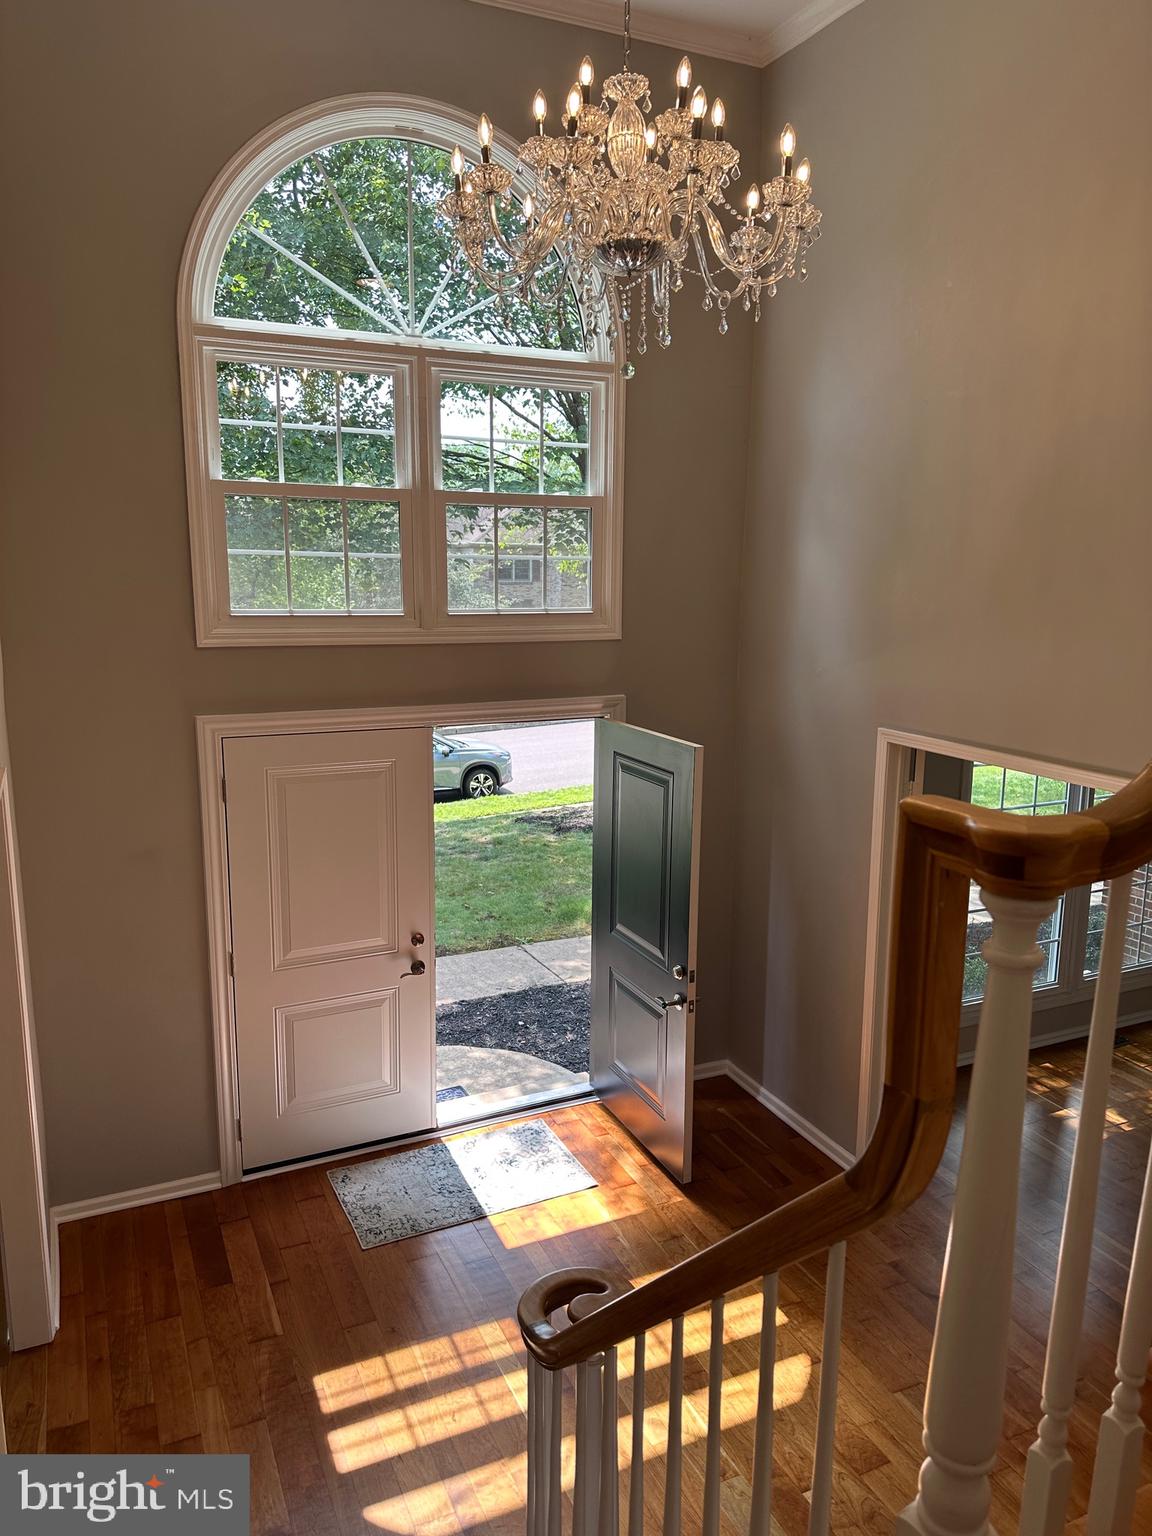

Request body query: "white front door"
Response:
[225, 728, 434, 1170]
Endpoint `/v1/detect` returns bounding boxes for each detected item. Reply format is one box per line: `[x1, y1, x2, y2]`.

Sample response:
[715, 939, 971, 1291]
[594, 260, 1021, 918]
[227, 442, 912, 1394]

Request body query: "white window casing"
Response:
[178, 95, 623, 647]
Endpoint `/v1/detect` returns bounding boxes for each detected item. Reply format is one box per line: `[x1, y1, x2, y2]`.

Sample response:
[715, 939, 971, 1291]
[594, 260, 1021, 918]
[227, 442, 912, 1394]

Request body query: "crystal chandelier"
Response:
[440, 0, 821, 375]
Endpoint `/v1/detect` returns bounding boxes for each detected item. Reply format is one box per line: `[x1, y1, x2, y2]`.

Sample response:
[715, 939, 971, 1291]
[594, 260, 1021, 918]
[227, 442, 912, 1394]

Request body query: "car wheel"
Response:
[463, 767, 499, 799]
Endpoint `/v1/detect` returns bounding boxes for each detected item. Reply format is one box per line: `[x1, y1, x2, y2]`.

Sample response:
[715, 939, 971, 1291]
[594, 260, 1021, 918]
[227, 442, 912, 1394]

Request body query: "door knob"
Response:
[657, 993, 687, 1011]
[401, 959, 427, 978]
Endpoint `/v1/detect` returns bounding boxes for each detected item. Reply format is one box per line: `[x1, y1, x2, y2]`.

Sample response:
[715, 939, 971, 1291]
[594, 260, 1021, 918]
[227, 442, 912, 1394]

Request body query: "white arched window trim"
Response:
[178, 93, 623, 646]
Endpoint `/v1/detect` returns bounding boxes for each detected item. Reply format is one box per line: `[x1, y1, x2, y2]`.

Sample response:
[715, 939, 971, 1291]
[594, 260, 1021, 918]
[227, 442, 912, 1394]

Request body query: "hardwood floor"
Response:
[5, 1031, 1152, 1534]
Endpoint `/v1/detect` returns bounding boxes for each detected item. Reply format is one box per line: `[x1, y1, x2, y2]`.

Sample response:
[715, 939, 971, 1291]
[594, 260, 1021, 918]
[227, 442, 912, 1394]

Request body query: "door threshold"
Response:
[436, 1078, 593, 1129]
[241, 1086, 599, 1183]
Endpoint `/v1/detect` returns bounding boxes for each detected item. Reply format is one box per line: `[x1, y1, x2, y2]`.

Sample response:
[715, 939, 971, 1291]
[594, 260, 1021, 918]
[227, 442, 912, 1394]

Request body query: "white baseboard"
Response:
[693, 1058, 855, 1169]
[693, 1059, 729, 1082]
[51, 1170, 222, 1227]
[957, 1007, 1152, 1068]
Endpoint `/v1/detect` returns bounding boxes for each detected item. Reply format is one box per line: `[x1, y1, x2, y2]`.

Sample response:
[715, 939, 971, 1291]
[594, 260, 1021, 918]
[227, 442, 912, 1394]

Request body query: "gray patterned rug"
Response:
[327, 1120, 597, 1249]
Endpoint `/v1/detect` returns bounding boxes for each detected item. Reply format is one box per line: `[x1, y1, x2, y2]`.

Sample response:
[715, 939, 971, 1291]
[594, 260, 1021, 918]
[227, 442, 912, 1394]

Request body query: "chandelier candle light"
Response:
[440, 0, 821, 374]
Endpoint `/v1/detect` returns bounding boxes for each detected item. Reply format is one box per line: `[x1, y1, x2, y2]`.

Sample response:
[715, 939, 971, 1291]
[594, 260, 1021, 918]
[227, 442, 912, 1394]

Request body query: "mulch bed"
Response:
[436, 980, 591, 1074]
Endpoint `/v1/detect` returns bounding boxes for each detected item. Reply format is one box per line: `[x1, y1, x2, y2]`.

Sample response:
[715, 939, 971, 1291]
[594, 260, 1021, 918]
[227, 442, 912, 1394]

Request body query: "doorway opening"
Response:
[433, 717, 595, 1125]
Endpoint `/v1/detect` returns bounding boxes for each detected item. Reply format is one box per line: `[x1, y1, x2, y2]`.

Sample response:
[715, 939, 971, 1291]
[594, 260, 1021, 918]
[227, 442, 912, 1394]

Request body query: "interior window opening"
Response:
[919, 749, 1152, 1042]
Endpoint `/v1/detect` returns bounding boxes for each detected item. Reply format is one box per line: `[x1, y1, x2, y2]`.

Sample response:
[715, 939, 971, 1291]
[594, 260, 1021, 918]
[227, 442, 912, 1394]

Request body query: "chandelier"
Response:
[440, 0, 821, 375]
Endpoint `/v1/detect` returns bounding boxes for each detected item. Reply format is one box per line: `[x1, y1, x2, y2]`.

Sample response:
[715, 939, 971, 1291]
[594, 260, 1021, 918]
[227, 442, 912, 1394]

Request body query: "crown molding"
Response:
[468, 0, 868, 68]
[760, 0, 869, 63]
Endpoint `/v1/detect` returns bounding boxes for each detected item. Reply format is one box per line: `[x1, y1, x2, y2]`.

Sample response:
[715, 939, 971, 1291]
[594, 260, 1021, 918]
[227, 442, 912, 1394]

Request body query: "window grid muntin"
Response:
[438, 378, 593, 498]
[216, 360, 397, 490]
[443, 502, 592, 615]
[196, 322, 615, 641]
[223, 486, 404, 616]
[213, 135, 586, 352]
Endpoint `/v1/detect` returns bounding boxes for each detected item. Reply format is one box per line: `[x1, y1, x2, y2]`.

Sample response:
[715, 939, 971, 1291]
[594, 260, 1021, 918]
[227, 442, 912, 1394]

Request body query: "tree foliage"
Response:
[213, 136, 593, 617]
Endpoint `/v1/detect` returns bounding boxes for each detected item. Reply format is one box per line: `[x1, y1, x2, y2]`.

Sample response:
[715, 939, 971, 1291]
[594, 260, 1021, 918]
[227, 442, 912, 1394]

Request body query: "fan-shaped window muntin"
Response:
[180, 99, 620, 646]
[214, 137, 584, 352]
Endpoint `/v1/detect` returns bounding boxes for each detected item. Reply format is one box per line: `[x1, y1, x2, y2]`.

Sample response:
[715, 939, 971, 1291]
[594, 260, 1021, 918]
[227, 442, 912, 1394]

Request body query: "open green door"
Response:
[591, 719, 703, 1183]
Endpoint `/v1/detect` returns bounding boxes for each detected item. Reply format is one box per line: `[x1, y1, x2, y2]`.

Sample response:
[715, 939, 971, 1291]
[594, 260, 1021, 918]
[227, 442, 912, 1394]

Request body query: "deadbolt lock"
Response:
[412, 932, 426, 947]
[672, 964, 687, 981]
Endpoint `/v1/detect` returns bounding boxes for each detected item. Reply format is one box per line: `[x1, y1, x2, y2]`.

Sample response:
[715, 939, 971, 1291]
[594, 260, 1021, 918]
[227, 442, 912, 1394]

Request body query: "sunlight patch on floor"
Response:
[359, 1356, 814, 1526]
[311, 1291, 792, 1419]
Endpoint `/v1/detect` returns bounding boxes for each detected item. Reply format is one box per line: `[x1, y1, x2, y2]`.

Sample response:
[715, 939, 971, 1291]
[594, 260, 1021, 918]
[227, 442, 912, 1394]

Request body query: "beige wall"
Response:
[736, 0, 1152, 1153]
[0, 0, 759, 1203]
[0, 641, 55, 1345]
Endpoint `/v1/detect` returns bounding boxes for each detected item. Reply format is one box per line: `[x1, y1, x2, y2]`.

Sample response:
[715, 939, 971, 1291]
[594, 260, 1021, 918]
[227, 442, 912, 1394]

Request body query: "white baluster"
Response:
[1086, 1092, 1152, 1535]
[575, 1356, 604, 1536]
[663, 1316, 685, 1536]
[528, 1353, 542, 1536]
[629, 1333, 646, 1536]
[704, 1296, 726, 1536]
[547, 1367, 562, 1536]
[1020, 876, 1133, 1536]
[810, 1242, 847, 1536]
[600, 1346, 621, 1535]
[749, 1274, 779, 1536]
[896, 891, 1058, 1536]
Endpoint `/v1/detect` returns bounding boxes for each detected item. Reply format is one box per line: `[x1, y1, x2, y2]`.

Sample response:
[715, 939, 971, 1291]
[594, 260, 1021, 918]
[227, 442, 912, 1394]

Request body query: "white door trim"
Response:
[857, 728, 1139, 1158]
[198, 694, 626, 1184]
[0, 768, 56, 1348]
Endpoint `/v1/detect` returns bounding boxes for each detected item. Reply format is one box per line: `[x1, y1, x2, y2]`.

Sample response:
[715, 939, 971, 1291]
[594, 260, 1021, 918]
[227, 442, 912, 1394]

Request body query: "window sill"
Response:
[196, 612, 622, 647]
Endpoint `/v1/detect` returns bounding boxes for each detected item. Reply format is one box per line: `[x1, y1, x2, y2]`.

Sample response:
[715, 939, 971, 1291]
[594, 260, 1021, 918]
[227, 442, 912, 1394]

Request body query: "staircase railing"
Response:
[519, 761, 1152, 1535]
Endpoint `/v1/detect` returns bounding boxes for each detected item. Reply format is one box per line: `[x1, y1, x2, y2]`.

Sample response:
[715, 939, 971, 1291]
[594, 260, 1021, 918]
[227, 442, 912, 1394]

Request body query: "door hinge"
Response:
[235, 1114, 242, 1143]
[228, 951, 235, 977]
[221, 775, 227, 807]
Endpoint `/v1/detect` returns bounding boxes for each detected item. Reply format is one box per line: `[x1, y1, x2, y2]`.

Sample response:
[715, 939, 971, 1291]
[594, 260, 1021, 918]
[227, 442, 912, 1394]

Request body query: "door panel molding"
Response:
[608, 969, 668, 1116]
[275, 989, 401, 1117]
[610, 756, 673, 965]
[268, 761, 400, 969]
[197, 694, 626, 1184]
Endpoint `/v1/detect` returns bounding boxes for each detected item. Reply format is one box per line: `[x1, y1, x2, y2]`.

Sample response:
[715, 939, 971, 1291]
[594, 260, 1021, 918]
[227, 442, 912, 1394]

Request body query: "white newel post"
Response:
[895, 891, 1058, 1536]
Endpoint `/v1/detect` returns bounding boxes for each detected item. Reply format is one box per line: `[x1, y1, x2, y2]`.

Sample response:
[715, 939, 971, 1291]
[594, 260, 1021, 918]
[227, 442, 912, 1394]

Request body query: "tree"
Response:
[214, 136, 591, 614]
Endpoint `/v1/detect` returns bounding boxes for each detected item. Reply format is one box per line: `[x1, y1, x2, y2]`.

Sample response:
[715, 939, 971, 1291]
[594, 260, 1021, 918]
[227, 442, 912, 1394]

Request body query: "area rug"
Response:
[327, 1120, 597, 1249]
[435, 980, 590, 1074]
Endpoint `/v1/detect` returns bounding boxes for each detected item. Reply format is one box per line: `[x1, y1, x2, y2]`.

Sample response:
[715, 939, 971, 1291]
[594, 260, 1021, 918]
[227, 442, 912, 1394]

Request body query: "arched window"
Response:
[179, 96, 621, 645]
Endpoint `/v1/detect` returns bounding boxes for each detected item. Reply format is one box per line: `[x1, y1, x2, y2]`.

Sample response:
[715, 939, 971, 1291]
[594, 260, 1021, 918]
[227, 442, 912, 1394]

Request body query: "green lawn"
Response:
[434, 784, 593, 823]
[435, 797, 593, 957]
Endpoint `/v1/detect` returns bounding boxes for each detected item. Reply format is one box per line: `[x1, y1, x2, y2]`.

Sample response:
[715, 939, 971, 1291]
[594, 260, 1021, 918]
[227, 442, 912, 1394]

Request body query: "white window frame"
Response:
[178, 94, 623, 647]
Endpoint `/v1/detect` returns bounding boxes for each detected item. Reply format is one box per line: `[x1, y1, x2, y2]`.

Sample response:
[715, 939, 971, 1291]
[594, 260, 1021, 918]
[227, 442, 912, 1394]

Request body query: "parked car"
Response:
[432, 731, 514, 798]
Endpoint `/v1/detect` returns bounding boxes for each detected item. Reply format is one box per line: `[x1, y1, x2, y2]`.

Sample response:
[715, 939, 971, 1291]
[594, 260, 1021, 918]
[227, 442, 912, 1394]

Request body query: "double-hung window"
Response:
[179, 100, 621, 645]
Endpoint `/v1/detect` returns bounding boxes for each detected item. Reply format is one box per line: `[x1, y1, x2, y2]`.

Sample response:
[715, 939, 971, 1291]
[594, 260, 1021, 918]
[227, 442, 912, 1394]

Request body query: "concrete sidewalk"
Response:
[436, 936, 590, 1004]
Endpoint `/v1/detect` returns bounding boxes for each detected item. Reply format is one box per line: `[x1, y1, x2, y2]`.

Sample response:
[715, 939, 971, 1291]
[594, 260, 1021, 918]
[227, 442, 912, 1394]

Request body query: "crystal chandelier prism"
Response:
[440, 0, 822, 374]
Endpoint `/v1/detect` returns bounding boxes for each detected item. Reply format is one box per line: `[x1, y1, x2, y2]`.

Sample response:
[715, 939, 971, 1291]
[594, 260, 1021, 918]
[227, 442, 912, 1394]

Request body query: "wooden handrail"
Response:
[518, 761, 1152, 1369]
